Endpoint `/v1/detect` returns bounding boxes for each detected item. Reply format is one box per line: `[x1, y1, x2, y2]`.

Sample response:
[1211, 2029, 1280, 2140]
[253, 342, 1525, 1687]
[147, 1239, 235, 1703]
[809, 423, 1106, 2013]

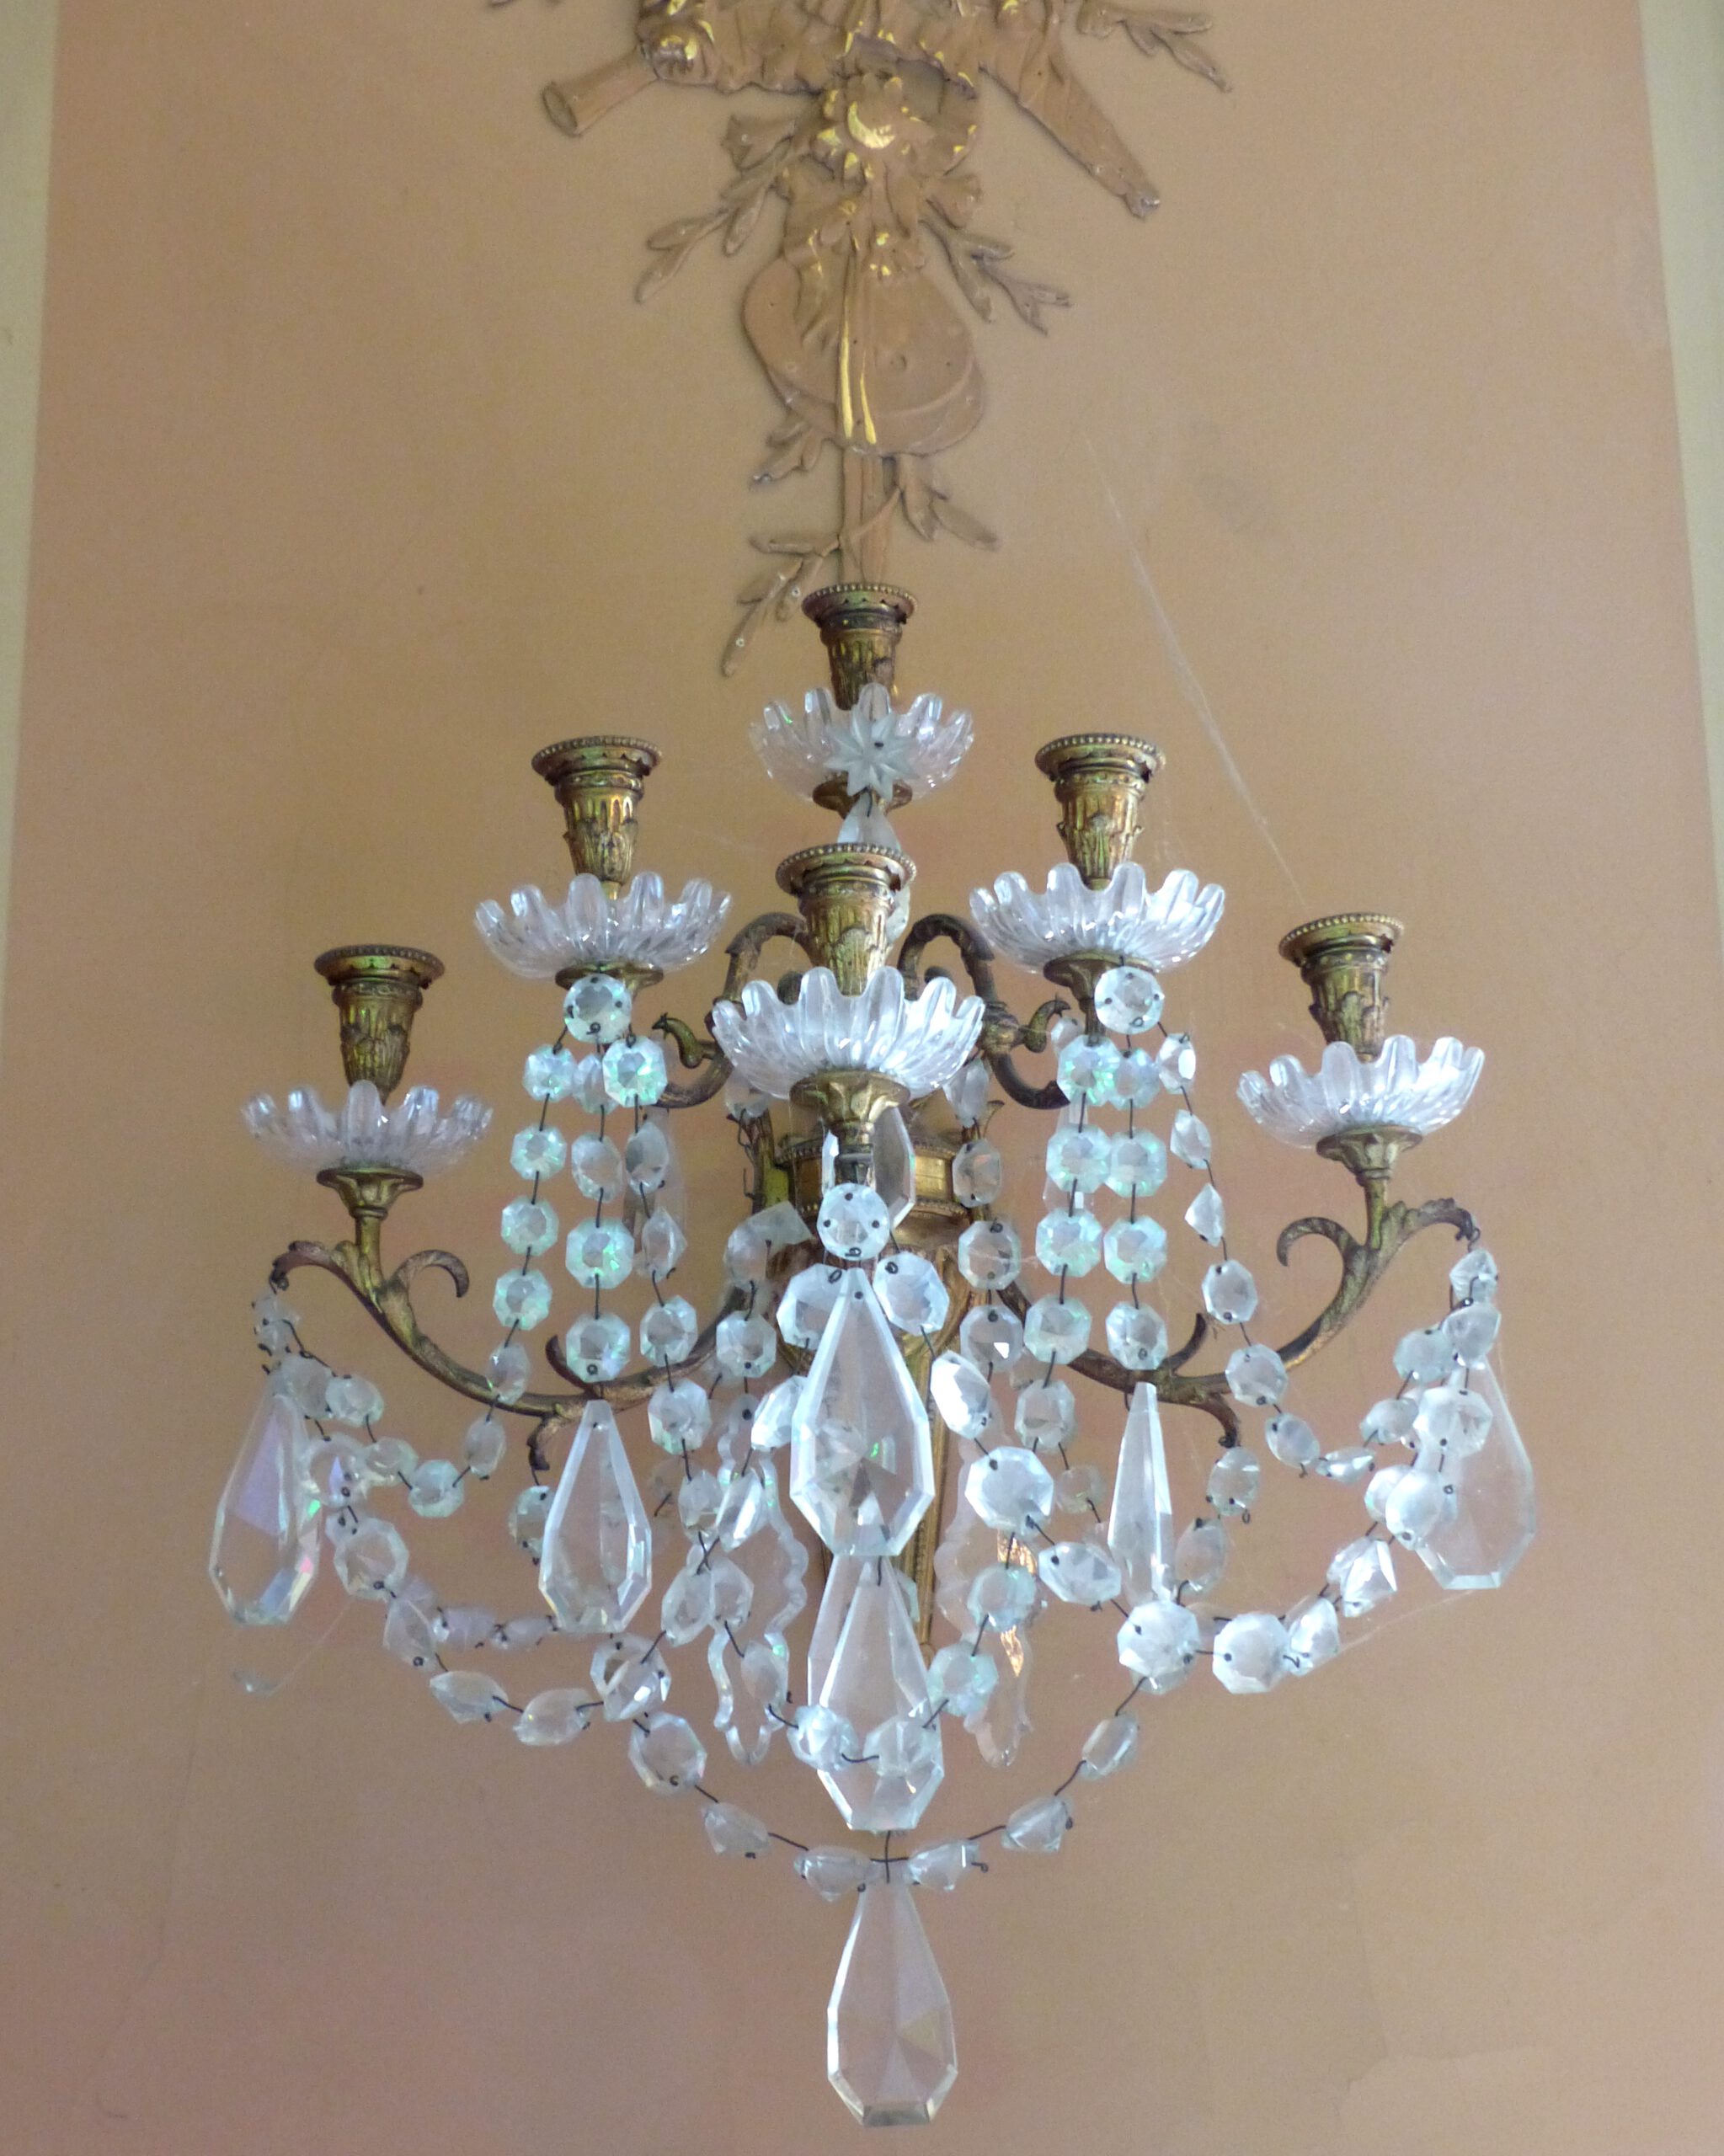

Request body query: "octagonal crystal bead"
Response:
[1226, 1343, 1287, 1406]
[1095, 965, 1165, 1035]
[562, 1310, 630, 1383]
[493, 1268, 552, 1331]
[963, 1447, 1054, 1534]
[511, 1125, 566, 1179]
[1175, 1517, 1228, 1593]
[563, 974, 632, 1043]
[1104, 1217, 1167, 1284]
[1108, 1048, 1161, 1108]
[1037, 1208, 1103, 1278]
[1284, 1593, 1340, 1673]
[1267, 1413, 1320, 1469]
[524, 1046, 578, 1102]
[1038, 1540, 1123, 1605]
[1169, 1111, 1211, 1169]
[958, 1301, 1023, 1374]
[1214, 1611, 1289, 1694]
[1328, 1535, 1397, 1614]
[1015, 1376, 1075, 1450]
[819, 1183, 892, 1262]
[957, 1219, 1022, 1289]
[1022, 1295, 1091, 1364]
[566, 1219, 633, 1289]
[640, 1297, 699, 1365]
[1107, 1131, 1167, 1199]
[1058, 1037, 1122, 1104]
[873, 1252, 949, 1335]
[1045, 1125, 1112, 1193]
[1106, 1302, 1169, 1370]
[1116, 1598, 1199, 1687]
[929, 1352, 995, 1441]
[1202, 1260, 1257, 1326]
[1207, 1447, 1260, 1515]
[501, 1198, 559, 1256]
[952, 1138, 1003, 1207]
[777, 1262, 846, 1349]
[628, 1711, 706, 1795]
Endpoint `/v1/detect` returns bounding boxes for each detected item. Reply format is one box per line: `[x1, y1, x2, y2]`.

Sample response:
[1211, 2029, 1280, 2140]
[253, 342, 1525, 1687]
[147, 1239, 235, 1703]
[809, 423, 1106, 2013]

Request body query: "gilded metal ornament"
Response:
[531, 736, 661, 895]
[499, 0, 1228, 668]
[313, 944, 444, 1101]
[1279, 913, 1404, 1060]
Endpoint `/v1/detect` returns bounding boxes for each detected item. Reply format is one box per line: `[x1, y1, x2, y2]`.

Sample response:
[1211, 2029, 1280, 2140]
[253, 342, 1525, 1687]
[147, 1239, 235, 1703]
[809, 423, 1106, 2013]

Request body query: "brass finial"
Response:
[778, 843, 912, 993]
[802, 584, 915, 707]
[1278, 914, 1404, 1060]
[1034, 734, 1163, 889]
[531, 736, 661, 895]
[313, 945, 445, 1101]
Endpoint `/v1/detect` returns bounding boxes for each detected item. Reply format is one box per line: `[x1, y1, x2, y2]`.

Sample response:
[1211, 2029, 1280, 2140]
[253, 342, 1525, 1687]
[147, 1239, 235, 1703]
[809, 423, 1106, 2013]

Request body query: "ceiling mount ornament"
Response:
[503, 0, 1227, 668]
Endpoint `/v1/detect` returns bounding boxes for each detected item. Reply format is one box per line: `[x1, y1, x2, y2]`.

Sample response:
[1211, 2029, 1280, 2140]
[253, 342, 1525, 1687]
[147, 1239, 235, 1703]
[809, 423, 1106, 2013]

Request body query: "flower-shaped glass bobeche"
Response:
[970, 863, 1225, 970]
[219, 586, 1529, 2137]
[474, 872, 730, 980]
[1237, 1035, 1485, 1147]
[243, 1081, 492, 1175]
[713, 966, 984, 1098]
[753, 682, 971, 846]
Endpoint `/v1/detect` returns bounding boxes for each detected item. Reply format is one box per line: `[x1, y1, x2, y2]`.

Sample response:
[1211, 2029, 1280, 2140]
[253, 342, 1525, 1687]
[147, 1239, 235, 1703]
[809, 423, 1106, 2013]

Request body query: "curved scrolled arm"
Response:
[898, 910, 1069, 1113]
[270, 1181, 745, 1422]
[649, 910, 809, 1109]
[1001, 1159, 1478, 1440]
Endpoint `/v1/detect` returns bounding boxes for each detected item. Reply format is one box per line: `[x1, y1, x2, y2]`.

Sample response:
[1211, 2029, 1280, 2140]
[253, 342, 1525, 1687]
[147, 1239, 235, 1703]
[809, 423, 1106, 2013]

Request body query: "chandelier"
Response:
[214, 580, 1533, 2127]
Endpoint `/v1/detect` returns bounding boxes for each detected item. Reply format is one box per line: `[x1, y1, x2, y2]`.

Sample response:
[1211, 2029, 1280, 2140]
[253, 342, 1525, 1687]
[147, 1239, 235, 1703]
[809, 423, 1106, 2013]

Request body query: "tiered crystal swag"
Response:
[221, 584, 1531, 2127]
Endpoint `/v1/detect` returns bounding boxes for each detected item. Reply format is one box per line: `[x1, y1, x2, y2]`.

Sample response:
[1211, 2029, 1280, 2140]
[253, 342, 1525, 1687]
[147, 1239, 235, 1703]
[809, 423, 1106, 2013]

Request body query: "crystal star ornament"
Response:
[754, 682, 972, 802]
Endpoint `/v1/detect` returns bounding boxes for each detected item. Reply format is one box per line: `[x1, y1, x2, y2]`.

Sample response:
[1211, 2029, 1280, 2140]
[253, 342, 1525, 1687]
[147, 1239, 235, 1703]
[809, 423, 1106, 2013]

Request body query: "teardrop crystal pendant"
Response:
[209, 1383, 320, 1625]
[817, 1561, 943, 1832]
[790, 1273, 935, 1557]
[828, 1875, 958, 2127]
[1108, 1382, 1176, 1605]
[538, 1400, 653, 1632]
[1415, 1362, 1535, 1590]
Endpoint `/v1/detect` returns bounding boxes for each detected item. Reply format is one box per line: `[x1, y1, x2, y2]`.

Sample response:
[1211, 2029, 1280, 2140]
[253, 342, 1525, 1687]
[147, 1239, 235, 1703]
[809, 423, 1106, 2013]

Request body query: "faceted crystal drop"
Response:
[537, 1400, 653, 1633]
[871, 1104, 919, 1226]
[951, 1139, 1003, 1207]
[1038, 1540, 1124, 1605]
[1413, 1362, 1535, 1589]
[928, 1352, 995, 1441]
[1284, 1593, 1341, 1673]
[1267, 1414, 1321, 1469]
[817, 1562, 943, 1831]
[627, 1711, 705, 1793]
[1169, 1111, 1212, 1170]
[828, 1876, 958, 2128]
[210, 1386, 318, 1625]
[791, 1276, 936, 1557]
[1108, 1383, 1175, 1605]
[1175, 1516, 1228, 1593]
[1328, 1536, 1397, 1615]
[777, 1262, 846, 1349]
[1081, 1713, 1140, 1778]
[1003, 1795, 1070, 1853]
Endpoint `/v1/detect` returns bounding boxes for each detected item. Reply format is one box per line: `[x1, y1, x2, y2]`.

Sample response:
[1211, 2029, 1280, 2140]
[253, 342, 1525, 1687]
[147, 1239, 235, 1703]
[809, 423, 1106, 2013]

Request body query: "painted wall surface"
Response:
[3, 3, 1722, 2150]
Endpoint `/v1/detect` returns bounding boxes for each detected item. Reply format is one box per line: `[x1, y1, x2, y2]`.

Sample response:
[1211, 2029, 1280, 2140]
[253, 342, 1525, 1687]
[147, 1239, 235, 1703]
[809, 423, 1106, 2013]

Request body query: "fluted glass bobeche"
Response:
[217, 584, 1528, 2132]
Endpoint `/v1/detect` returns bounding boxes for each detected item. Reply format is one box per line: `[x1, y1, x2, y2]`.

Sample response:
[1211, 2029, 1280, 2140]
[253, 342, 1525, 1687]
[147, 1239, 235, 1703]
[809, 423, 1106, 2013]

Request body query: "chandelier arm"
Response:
[542, 1289, 747, 1407]
[897, 912, 1000, 1001]
[270, 1235, 579, 1420]
[985, 1049, 1068, 1113]
[722, 910, 808, 1002]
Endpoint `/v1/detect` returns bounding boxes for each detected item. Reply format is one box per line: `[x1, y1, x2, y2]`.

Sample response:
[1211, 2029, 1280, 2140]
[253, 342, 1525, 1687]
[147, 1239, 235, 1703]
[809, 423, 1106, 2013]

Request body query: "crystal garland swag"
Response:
[216, 586, 1533, 2127]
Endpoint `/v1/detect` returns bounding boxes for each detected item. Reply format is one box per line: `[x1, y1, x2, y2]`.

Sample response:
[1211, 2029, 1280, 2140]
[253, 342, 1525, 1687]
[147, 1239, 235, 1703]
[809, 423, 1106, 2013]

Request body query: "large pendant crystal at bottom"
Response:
[816, 1562, 943, 1832]
[829, 1876, 958, 2127]
[538, 1400, 653, 1632]
[1108, 1381, 1176, 1605]
[210, 1384, 319, 1625]
[790, 1273, 935, 1558]
[1415, 1362, 1535, 1590]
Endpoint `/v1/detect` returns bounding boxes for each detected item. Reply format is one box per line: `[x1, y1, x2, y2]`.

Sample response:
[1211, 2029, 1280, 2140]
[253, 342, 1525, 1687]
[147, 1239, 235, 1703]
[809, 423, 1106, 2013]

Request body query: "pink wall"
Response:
[3, 2, 1722, 2149]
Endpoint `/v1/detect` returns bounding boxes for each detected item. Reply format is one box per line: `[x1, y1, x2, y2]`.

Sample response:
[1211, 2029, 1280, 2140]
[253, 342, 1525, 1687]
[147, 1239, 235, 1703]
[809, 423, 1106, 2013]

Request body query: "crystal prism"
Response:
[1414, 1362, 1535, 1589]
[1108, 1383, 1175, 1604]
[210, 1385, 318, 1625]
[871, 1104, 918, 1225]
[790, 1274, 936, 1557]
[816, 1561, 943, 1832]
[538, 1400, 653, 1633]
[828, 1876, 958, 2127]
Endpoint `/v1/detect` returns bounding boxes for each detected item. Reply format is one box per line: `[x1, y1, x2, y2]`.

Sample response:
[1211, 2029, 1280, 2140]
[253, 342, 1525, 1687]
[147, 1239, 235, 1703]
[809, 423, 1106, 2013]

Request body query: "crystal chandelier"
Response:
[216, 583, 1532, 2127]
